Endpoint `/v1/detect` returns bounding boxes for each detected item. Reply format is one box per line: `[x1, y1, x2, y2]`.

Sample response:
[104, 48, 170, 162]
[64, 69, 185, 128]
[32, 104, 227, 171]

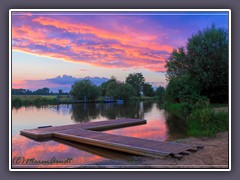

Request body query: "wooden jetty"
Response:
[20, 118, 203, 159]
[20, 118, 146, 139]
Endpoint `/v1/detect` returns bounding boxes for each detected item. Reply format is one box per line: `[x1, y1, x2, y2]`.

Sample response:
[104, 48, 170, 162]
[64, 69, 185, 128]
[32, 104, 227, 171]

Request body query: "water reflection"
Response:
[165, 112, 188, 141]
[70, 102, 153, 123]
[71, 103, 101, 122]
[12, 135, 106, 168]
[12, 102, 187, 168]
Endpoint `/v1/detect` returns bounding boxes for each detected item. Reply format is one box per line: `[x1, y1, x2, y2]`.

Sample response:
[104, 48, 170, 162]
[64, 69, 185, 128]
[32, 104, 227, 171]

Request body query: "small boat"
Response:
[103, 99, 115, 103]
[103, 96, 115, 103]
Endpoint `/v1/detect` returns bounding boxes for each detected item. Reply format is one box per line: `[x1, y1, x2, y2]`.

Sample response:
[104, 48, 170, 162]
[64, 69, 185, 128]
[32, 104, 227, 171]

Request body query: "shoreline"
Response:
[83, 131, 229, 169]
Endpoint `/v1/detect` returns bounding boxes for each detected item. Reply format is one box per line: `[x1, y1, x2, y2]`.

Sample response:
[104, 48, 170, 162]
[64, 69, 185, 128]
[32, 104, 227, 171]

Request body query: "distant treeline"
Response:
[70, 74, 165, 102]
[12, 73, 166, 102]
[12, 87, 68, 95]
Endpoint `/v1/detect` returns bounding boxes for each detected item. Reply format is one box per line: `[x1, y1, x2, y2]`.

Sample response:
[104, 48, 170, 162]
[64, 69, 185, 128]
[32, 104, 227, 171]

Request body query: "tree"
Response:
[106, 79, 119, 98]
[165, 75, 201, 103]
[187, 25, 228, 102]
[100, 77, 117, 96]
[165, 47, 188, 80]
[70, 79, 99, 100]
[165, 25, 228, 103]
[105, 79, 135, 101]
[126, 73, 145, 96]
[58, 89, 63, 95]
[33, 87, 50, 95]
[12, 88, 28, 95]
[143, 83, 155, 97]
[118, 83, 135, 101]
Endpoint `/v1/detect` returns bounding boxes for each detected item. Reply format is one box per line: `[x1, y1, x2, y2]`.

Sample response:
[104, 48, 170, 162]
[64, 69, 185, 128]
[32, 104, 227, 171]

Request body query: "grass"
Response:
[187, 108, 228, 136]
[163, 101, 228, 137]
[58, 95, 73, 101]
[12, 95, 57, 100]
[12, 95, 57, 107]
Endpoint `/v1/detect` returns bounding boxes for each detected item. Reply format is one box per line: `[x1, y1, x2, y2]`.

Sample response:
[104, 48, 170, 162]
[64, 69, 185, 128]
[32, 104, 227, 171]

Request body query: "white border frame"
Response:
[9, 9, 231, 172]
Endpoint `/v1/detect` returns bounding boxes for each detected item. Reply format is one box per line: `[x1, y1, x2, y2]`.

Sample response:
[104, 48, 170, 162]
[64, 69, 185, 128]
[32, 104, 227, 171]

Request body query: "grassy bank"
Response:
[12, 95, 58, 107]
[164, 102, 228, 137]
[187, 108, 228, 136]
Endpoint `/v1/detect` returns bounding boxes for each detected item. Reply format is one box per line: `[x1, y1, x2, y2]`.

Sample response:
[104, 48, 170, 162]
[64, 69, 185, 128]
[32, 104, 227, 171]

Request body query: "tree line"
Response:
[12, 88, 68, 95]
[70, 73, 165, 101]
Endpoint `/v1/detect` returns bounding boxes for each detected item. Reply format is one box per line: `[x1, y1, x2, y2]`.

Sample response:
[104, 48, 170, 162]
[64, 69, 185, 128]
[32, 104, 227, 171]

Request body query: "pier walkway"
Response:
[20, 118, 203, 158]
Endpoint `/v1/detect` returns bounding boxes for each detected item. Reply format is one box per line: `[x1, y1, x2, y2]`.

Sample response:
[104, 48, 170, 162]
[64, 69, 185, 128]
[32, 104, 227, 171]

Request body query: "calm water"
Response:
[12, 102, 187, 168]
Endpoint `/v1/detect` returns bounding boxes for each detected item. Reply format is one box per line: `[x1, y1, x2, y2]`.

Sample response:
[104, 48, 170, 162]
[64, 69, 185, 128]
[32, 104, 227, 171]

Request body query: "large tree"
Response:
[105, 80, 135, 101]
[70, 79, 99, 100]
[118, 83, 135, 101]
[126, 73, 145, 96]
[105, 79, 120, 98]
[100, 76, 118, 96]
[165, 25, 228, 103]
[187, 25, 228, 102]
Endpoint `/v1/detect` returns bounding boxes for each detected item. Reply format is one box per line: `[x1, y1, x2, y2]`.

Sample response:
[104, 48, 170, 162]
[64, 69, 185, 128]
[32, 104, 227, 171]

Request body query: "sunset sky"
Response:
[11, 11, 229, 92]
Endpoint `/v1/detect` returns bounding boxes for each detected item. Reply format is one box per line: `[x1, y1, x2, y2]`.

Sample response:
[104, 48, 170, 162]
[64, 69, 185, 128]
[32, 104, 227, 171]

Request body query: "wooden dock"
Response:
[20, 118, 146, 139]
[20, 118, 203, 158]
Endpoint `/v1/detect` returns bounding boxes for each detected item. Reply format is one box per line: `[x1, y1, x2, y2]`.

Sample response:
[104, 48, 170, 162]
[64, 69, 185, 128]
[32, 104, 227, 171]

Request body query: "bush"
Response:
[187, 108, 228, 136]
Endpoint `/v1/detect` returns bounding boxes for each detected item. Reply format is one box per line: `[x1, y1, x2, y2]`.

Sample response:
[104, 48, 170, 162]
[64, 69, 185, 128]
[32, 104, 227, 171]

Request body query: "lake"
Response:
[12, 102, 187, 168]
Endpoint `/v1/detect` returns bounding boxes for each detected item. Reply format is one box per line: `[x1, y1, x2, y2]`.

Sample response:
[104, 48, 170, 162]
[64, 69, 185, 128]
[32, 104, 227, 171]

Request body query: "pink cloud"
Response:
[12, 15, 175, 72]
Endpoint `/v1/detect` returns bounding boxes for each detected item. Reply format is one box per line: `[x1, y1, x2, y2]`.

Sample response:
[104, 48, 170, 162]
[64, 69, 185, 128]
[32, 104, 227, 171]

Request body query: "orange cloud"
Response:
[12, 15, 172, 72]
[32, 17, 173, 52]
